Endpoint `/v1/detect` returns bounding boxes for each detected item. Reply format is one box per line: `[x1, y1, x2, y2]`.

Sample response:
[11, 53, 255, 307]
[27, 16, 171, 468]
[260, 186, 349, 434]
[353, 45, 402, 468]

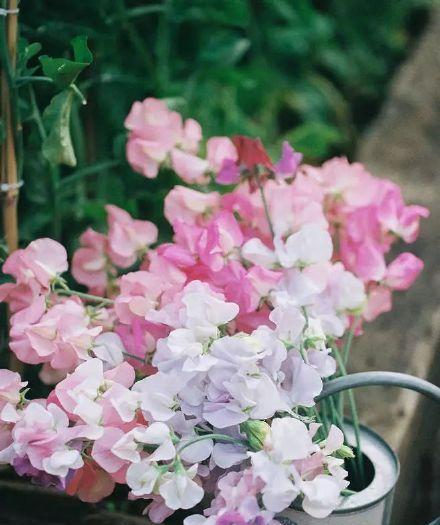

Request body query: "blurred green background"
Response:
[8, 0, 432, 249]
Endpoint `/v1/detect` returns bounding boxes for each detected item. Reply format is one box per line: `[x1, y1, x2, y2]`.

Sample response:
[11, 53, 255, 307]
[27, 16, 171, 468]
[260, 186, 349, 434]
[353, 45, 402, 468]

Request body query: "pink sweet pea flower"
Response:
[126, 137, 165, 179]
[170, 149, 209, 185]
[106, 205, 158, 268]
[180, 118, 203, 154]
[197, 212, 243, 272]
[383, 253, 424, 291]
[216, 159, 241, 185]
[72, 228, 112, 295]
[164, 186, 220, 226]
[115, 271, 164, 324]
[10, 299, 101, 370]
[3, 238, 67, 290]
[125, 98, 182, 146]
[345, 238, 387, 283]
[0, 281, 41, 314]
[0, 370, 26, 414]
[125, 98, 183, 179]
[207, 137, 238, 172]
[305, 157, 379, 208]
[377, 184, 429, 243]
[274, 141, 303, 180]
[363, 285, 392, 322]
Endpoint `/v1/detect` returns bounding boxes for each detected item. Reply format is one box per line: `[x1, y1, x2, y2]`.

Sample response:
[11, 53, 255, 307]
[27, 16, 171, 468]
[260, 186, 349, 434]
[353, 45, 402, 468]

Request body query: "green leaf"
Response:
[199, 32, 250, 66]
[71, 35, 93, 64]
[286, 122, 344, 160]
[16, 40, 42, 76]
[39, 36, 92, 89]
[42, 89, 76, 167]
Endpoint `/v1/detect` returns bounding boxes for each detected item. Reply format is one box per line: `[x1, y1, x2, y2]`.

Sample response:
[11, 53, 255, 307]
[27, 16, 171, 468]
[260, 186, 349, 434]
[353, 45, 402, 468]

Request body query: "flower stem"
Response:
[56, 288, 114, 306]
[122, 351, 145, 363]
[332, 344, 365, 486]
[256, 176, 275, 239]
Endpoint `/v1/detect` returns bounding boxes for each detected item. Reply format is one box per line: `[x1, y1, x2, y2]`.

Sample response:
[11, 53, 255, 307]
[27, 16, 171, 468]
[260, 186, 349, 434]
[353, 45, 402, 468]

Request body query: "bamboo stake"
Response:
[1, 0, 22, 372]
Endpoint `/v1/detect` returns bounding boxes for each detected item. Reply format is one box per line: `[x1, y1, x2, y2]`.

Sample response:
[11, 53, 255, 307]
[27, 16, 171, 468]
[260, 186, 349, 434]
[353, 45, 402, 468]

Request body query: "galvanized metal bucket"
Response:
[277, 424, 399, 525]
[278, 372, 440, 525]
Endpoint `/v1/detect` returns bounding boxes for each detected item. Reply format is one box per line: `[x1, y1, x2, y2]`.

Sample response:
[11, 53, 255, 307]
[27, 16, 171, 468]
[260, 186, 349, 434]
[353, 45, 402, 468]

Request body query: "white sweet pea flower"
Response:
[268, 418, 317, 461]
[182, 288, 239, 339]
[241, 238, 278, 268]
[280, 353, 323, 407]
[127, 459, 162, 496]
[274, 224, 333, 269]
[329, 266, 366, 312]
[93, 332, 124, 368]
[42, 448, 83, 477]
[224, 372, 288, 420]
[134, 371, 192, 421]
[111, 429, 141, 463]
[300, 474, 342, 518]
[158, 463, 204, 510]
[154, 328, 218, 373]
[250, 449, 299, 512]
[134, 422, 176, 463]
[269, 300, 306, 344]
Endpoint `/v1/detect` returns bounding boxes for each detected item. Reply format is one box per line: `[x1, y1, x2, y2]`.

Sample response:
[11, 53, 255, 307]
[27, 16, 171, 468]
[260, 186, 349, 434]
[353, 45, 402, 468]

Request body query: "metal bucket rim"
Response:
[290, 422, 400, 515]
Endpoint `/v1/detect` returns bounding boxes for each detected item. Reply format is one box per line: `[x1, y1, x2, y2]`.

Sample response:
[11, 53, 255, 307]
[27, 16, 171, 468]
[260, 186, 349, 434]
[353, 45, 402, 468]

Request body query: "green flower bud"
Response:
[336, 444, 355, 459]
[240, 420, 270, 451]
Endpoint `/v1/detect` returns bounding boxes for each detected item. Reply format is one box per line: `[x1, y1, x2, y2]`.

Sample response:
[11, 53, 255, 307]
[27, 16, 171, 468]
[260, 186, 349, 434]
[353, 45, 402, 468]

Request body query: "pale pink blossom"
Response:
[106, 205, 158, 268]
[72, 228, 111, 295]
[170, 149, 209, 185]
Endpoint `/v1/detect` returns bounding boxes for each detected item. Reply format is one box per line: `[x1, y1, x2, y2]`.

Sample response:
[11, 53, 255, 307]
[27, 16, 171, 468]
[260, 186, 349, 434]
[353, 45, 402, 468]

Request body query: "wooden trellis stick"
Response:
[1, 0, 22, 372]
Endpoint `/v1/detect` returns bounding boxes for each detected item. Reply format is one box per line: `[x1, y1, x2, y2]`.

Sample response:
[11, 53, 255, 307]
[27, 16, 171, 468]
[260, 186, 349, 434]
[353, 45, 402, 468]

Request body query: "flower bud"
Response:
[240, 420, 270, 451]
[336, 444, 355, 459]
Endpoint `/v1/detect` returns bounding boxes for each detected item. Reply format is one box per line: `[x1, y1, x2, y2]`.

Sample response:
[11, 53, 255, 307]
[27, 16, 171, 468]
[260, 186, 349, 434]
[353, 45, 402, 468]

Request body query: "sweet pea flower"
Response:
[10, 299, 101, 371]
[0, 370, 26, 415]
[159, 464, 204, 510]
[125, 98, 183, 178]
[12, 401, 82, 476]
[72, 228, 112, 295]
[383, 253, 424, 290]
[170, 149, 209, 185]
[180, 118, 203, 154]
[377, 184, 429, 242]
[164, 186, 220, 226]
[106, 205, 158, 268]
[115, 271, 164, 324]
[3, 238, 67, 290]
[207, 137, 238, 172]
[274, 141, 303, 180]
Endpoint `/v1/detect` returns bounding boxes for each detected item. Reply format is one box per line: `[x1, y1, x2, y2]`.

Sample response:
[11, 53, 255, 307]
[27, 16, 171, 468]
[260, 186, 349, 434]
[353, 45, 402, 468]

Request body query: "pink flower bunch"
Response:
[301, 158, 428, 320]
[0, 97, 428, 523]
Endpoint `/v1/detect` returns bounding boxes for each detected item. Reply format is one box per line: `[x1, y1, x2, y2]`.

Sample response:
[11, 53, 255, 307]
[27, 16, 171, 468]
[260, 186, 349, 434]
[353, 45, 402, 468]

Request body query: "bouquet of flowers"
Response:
[0, 98, 428, 523]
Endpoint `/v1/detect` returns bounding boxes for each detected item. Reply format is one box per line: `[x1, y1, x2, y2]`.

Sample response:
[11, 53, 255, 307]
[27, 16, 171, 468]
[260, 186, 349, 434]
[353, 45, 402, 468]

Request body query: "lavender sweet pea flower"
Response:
[274, 141, 303, 180]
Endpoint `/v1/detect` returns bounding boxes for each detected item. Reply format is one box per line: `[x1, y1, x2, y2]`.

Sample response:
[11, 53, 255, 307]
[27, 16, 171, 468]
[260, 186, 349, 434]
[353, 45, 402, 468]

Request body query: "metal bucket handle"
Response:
[317, 371, 440, 404]
[316, 371, 440, 525]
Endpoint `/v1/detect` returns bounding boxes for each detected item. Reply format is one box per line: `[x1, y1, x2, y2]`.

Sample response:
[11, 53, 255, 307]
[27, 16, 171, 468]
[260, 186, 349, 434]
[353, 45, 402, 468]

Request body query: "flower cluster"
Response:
[0, 97, 428, 523]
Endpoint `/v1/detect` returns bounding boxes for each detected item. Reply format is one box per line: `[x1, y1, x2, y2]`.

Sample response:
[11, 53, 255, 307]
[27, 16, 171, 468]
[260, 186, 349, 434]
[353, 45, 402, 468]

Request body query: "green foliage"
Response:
[12, 0, 431, 249]
[42, 89, 76, 166]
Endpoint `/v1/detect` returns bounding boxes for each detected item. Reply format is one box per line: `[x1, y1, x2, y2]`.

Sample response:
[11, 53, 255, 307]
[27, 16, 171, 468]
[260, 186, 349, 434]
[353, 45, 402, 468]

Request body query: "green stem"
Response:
[15, 76, 54, 87]
[28, 85, 61, 239]
[122, 351, 145, 363]
[343, 316, 359, 365]
[59, 160, 121, 189]
[332, 345, 365, 485]
[56, 288, 114, 306]
[256, 176, 275, 238]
